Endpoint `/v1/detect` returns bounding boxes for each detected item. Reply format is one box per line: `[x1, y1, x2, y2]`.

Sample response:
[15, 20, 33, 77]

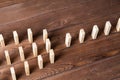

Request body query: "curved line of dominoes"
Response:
[0, 18, 120, 80]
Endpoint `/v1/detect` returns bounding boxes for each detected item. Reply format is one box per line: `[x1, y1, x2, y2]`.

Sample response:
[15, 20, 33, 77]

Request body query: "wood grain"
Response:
[0, 0, 119, 80]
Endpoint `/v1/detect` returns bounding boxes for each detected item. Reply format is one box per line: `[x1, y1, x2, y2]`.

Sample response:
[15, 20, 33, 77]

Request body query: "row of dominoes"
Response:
[0, 28, 33, 47]
[4, 47, 55, 65]
[2, 18, 120, 80]
[0, 18, 120, 47]
[65, 18, 120, 47]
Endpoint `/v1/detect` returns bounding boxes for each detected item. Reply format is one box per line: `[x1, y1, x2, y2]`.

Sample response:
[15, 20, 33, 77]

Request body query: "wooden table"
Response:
[0, 0, 119, 80]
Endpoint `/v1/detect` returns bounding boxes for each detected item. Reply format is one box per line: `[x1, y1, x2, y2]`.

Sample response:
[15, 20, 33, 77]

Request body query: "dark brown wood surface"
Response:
[0, 0, 119, 80]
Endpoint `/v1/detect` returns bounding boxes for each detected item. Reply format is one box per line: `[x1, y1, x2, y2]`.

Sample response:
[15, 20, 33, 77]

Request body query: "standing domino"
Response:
[43, 29, 48, 43]
[10, 67, 17, 80]
[91, 25, 99, 39]
[49, 49, 55, 64]
[104, 21, 112, 35]
[4, 50, 11, 65]
[46, 38, 51, 53]
[0, 34, 5, 47]
[13, 31, 19, 45]
[24, 61, 30, 76]
[79, 29, 85, 43]
[65, 33, 72, 47]
[37, 55, 43, 69]
[32, 42, 38, 57]
[116, 18, 120, 32]
[18, 46, 25, 61]
[27, 28, 33, 43]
